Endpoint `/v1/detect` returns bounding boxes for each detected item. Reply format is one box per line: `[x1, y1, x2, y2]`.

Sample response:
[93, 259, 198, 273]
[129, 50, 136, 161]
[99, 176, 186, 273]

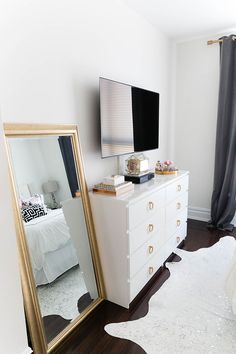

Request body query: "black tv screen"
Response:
[99, 77, 159, 158]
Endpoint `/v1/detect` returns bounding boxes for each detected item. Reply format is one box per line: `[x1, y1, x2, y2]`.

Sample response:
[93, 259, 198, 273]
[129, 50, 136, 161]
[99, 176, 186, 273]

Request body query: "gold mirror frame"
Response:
[4, 123, 105, 354]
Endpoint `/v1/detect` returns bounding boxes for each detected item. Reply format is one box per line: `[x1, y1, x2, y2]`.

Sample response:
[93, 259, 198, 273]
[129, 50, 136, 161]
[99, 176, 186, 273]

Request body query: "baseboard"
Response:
[188, 206, 211, 222]
[188, 206, 236, 226]
[20, 347, 32, 354]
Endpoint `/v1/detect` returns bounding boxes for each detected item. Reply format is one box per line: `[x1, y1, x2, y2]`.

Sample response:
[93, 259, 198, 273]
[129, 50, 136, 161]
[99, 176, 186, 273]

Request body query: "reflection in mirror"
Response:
[8, 135, 98, 344]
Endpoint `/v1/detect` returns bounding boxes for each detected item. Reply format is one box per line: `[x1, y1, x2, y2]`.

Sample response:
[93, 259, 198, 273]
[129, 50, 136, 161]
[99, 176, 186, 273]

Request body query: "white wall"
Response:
[9, 139, 49, 196]
[9, 137, 71, 204]
[174, 36, 220, 219]
[0, 1, 173, 350]
[0, 120, 31, 354]
[0, 0, 173, 187]
[40, 137, 72, 202]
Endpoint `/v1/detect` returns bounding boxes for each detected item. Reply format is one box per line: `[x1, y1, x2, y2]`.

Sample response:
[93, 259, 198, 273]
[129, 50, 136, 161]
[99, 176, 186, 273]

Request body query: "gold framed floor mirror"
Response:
[4, 123, 105, 354]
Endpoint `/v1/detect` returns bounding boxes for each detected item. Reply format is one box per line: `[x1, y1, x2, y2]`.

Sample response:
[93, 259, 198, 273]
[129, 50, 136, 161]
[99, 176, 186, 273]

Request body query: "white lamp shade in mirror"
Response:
[42, 180, 59, 194]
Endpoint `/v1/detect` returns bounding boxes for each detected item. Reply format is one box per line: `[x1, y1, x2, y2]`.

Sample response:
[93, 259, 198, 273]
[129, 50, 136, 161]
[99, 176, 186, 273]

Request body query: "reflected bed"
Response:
[24, 209, 78, 286]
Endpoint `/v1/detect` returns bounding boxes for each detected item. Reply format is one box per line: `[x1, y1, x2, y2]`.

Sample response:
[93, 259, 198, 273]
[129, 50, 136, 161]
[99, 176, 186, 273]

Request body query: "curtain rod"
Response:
[207, 36, 236, 45]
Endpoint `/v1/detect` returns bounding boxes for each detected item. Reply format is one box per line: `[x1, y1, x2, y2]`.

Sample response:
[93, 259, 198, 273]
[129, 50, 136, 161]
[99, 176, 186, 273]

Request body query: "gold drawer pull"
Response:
[149, 266, 154, 275]
[148, 224, 154, 232]
[176, 236, 181, 243]
[148, 245, 154, 254]
[176, 202, 181, 209]
[177, 184, 182, 192]
[148, 201, 154, 210]
[177, 219, 181, 227]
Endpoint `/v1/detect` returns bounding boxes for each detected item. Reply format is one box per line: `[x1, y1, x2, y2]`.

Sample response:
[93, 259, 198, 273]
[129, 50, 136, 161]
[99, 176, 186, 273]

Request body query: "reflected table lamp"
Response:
[42, 180, 59, 209]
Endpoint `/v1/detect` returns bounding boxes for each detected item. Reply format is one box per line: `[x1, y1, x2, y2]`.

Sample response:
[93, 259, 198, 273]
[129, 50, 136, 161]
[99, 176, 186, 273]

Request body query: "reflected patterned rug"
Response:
[37, 265, 88, 320]
[105, 237, 236, 354]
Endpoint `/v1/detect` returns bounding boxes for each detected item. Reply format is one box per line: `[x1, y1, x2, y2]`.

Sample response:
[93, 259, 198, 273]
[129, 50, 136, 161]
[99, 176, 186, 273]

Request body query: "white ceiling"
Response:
[122, 0, 236, 41]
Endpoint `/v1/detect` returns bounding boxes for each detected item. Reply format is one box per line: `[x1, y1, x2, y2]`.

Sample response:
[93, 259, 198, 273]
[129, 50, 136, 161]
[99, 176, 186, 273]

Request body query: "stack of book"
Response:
[93, 180, 134, 196]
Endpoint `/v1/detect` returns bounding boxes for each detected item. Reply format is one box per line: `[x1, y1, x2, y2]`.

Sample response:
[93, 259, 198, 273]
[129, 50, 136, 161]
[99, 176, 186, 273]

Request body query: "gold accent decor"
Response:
[148, 245, 154, 254]
[148, 224, 154, 232]
[75, 191, 81, 198]
[148, 266, 154, 275]
[176, 236, 181, 243]
[155, 170, 178, 175]
[176, 202, 181, 209]
[155, 160, 178, 175]
[207, 36, 236, 45]
[3, 123, 105, 354]
[125, 154, 149, 175]
[207, 39, 223, 45]
[148, 201, 154, 210]
[177, 220, 181, 227]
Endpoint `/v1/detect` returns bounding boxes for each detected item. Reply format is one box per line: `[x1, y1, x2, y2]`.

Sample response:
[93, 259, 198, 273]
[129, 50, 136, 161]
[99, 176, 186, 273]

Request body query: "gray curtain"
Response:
[58, 136, 79, 197]
[209, 35, 236, 231]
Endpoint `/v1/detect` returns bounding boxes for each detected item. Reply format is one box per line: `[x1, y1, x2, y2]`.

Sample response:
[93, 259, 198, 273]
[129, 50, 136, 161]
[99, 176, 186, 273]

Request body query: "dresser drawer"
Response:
[129, 232, 166, 278]
[166, 208, 188, 240]
[130, 253, 164, 301]
[161, 226, 187, 263]
[129, 207, 165, 254]
[128, 188, 165, 230]
[129, 227, 188, 301]
[166, 192, 188, 221]
[173, 223, 187, 246]
[166, 175, 189, 204]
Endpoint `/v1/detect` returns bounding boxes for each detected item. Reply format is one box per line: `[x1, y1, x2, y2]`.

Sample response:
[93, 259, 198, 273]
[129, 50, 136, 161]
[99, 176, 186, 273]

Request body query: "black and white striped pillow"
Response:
[22, 204, 47, 223]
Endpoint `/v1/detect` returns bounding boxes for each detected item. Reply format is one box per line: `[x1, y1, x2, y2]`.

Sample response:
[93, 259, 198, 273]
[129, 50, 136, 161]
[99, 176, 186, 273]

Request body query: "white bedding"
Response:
[24, 209, 71, 272]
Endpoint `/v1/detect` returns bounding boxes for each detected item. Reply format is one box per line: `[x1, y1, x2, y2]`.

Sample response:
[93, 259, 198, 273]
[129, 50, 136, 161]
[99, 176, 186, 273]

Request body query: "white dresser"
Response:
[90, 171, 189, 308]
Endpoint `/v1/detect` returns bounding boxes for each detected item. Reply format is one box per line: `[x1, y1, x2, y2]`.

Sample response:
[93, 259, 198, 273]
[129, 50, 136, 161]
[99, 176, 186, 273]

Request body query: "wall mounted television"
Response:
[99, 77, 159, 158]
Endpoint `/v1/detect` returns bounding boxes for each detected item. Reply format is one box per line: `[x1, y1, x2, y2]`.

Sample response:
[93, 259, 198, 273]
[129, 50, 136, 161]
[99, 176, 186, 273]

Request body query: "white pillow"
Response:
[21, 194, 47, 213]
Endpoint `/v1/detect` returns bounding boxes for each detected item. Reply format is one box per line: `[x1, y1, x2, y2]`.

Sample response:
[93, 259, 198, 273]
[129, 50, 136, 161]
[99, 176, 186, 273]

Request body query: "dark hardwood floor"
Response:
[53, 219, 236, 354]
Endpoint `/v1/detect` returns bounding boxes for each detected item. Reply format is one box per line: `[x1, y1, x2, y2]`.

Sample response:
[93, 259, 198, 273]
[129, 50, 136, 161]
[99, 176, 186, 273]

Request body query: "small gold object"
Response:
[148, 201, 154, 210]
[156, 170, 178, 175]
[148, 224, 154, 232]
[177, 219, 181, 227]
[148, 245, 154, 254]
[149, 266, 154, 275]
[176, 236, 181, 243]
[207, 36, 236, 45]
[177, 184, 182, 192]
[176, 202, 181, 209]
[75, 191, 81, 198]
[125, 154, 149, 175]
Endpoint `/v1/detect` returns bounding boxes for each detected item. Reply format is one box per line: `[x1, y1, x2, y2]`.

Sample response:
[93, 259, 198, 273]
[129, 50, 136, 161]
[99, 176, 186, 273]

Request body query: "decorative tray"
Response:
[155, 170, 178, 175]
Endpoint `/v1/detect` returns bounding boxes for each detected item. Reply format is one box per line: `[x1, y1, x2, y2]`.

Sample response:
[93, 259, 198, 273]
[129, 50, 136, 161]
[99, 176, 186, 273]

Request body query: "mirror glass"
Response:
[7, 134, 99, 344]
